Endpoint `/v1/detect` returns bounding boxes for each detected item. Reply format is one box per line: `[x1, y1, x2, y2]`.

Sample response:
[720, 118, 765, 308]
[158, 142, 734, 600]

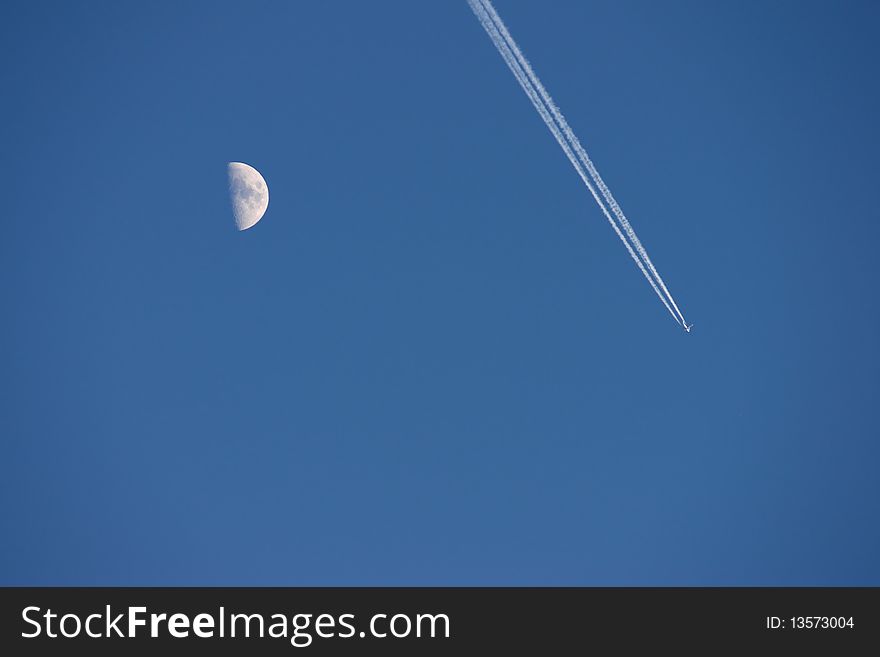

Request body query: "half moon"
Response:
[227, 162, 269, 231]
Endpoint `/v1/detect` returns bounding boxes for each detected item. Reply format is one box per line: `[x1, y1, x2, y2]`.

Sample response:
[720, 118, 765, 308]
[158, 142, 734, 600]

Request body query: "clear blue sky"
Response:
[2, 0, 878, 585]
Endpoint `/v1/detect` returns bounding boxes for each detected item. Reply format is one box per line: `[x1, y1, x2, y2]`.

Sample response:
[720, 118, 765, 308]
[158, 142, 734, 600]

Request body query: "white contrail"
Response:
[466, 0, 681, 325]
[469, 0, 688, 328]
[478, 0, 687, 328]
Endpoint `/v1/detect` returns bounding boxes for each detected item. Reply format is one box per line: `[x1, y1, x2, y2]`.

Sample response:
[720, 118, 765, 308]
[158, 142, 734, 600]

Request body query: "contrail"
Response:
[467, 0, 679, 325]
[477, 0, 688, 328]
[467, 0, 688, 328]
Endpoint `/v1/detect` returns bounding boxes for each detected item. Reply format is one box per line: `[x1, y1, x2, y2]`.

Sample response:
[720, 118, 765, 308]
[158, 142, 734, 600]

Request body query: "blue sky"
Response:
[2, 0, 879, 585]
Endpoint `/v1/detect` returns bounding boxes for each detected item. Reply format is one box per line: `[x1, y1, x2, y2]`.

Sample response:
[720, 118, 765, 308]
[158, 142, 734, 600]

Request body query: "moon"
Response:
[227, 162, 269, 231]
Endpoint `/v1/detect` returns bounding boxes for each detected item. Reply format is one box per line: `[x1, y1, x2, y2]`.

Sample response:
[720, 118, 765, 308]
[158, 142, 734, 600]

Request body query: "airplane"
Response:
[684, 323, 693, 333]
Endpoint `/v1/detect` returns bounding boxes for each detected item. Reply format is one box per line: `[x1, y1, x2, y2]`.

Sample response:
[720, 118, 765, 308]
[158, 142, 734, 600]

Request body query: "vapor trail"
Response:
[478, 0, 687, 328]
[468, 0, 688, 328]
